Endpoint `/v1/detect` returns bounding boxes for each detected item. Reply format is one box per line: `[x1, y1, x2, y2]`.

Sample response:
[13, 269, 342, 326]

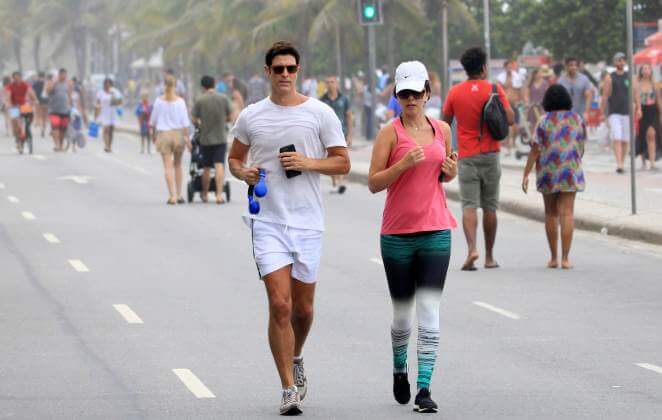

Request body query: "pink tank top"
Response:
[381, 118, 457, 235]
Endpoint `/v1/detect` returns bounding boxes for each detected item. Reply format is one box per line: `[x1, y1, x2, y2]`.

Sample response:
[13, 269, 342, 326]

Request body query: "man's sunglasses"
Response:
[396, 90, 425, 100]
[271, 65, 299, 75]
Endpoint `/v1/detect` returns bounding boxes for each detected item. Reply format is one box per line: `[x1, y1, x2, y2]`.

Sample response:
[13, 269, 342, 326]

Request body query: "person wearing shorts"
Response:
[601, 53, 631, 174]
[228, 41, 349, 416]
[369, 60, 457, 413]
[192, 75, 232, 204]
[46, 69, 73, 151]
[6, 72, 38, 152]
[150, 75, 192, 205]
[443, 47, 514, 271]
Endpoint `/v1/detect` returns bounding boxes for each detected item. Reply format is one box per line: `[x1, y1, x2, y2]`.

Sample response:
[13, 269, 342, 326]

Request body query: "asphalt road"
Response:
[1, 131, 661, 419]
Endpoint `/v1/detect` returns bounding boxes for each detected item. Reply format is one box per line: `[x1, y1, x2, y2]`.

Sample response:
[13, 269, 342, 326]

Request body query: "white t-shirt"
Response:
[231, 97, 346, 231]
[96, 88, 122, 126]
[497, 69, 526, 89]
[149, 97, 190, 131]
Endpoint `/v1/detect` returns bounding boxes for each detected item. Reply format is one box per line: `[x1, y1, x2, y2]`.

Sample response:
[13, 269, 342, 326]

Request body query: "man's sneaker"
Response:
[293, 358, 308, 401]
[338, 185, 347, 194]
[280, 385, 302, 416]
[413, 388, 438, 413]
[223, 181, 231, 202]
[393, 372, 411, 404]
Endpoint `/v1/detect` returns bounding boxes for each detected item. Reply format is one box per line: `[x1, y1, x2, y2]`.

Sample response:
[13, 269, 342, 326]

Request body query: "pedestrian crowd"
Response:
[2, 39, 660, 417]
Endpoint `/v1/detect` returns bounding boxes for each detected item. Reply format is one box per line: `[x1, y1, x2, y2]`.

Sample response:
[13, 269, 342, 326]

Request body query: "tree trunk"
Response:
[13, 35, 23, 73]
[385, 2, 395, 73]
[33, 35, 41, 71]
[334, 22, 342, 79]
[73, 28, 88, 80]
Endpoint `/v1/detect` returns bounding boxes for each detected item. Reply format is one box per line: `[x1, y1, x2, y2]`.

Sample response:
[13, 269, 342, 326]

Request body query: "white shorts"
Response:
[608, 114, 630, 142]
[250, 220, 323, 283]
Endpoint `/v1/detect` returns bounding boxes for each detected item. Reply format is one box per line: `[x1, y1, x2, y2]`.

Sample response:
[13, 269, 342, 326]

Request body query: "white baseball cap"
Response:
[394, 61, 429, 94]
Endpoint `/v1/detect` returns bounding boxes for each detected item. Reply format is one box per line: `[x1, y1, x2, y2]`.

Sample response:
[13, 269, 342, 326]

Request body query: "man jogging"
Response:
[320, 74, 353, 194]
[192, 75, 232, 204]
[228, 41, 350, 415]
[443, 47, 514, 271]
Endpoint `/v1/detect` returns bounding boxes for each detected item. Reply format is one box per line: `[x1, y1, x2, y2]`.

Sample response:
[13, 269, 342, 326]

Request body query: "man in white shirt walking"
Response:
[228, 41, 350, 416]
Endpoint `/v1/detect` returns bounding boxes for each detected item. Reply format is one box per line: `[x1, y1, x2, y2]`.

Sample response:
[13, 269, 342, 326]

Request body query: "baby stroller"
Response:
[186, 127, 231, 203]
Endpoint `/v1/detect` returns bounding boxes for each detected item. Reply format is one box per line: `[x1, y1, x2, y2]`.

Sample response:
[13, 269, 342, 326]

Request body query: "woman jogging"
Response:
[150, 75, 191, 205]
[522, 84, 586, 269]
[368, 61, 457, 414]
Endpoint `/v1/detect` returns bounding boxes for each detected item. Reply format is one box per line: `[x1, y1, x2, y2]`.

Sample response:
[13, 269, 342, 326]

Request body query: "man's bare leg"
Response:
[483, 209, 499, 268]
[462, 208, 479, 270]
[264, 265, 296, 388]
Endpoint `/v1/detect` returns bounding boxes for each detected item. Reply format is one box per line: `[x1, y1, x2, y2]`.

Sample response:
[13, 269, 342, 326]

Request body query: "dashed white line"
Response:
[21, 211, 35, 220]
[43, 233, 60, 244]
[636, 363, 662, 375]
[97, 153, 151, 175]
[370, 257, 383, 265]
[113, 304, 144, 324]
[0, 182, 5, 189]
[68, 259, 90, 272]
[7, 195, 19, 203]
[473, 301, 521, 320]
[33, 154, 46, 161]
[172, 369, 216, 398]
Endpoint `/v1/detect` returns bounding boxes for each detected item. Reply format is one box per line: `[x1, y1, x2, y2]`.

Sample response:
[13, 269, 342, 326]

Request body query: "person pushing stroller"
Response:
[192, 75, 233, 204]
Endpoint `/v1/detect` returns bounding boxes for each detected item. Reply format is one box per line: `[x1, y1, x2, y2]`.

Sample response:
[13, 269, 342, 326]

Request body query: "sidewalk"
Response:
[347, 139, 662, 245]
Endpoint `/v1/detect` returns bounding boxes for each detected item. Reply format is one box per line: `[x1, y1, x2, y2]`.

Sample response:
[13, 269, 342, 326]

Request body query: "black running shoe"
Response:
[414, 388, 438, 413]
[224, 181, 231, 202]
[393, 372, 411, 404]
[338, 185, 347, 194]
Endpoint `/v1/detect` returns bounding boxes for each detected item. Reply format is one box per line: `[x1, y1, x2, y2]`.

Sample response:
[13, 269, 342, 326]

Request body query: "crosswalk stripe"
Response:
[21, 211, 35, 220]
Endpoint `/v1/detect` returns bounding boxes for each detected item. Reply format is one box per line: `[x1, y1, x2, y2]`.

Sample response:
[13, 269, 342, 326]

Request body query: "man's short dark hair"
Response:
[460, 47, 487, 78]
[201, 75, 215, 90]
[265, 41, 300, 67]
[59, 68, 67, 74]
[38, 71, 45, 77]
[12, 71, 20, 78]
[166, 68, 175, 75]
[564, 57, 578, 65]
[542, 84, 572, 112]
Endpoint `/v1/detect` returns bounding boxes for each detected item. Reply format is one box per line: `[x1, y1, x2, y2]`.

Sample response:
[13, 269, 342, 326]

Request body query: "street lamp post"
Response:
[483, 0, 491, 78]
[441, 0, 449, 103]
[626, 0, 637, 215]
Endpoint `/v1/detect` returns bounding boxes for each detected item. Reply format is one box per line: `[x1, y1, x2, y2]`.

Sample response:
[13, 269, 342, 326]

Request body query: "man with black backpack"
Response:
[443, 47, 514, 271]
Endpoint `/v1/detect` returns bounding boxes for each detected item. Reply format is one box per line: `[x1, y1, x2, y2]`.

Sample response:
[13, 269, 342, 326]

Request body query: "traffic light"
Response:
[358, 0, 383, 26]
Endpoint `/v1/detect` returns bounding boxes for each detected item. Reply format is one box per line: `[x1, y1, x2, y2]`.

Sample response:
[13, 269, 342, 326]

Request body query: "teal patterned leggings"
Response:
[380, 230, 451, 390]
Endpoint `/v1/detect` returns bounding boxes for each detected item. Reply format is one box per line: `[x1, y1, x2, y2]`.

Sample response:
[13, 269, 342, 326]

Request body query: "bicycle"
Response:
[15, 113, 34, 154]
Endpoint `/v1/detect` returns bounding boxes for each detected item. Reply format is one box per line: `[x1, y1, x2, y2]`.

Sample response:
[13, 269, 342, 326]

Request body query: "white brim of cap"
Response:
[395, 80, 426, 94]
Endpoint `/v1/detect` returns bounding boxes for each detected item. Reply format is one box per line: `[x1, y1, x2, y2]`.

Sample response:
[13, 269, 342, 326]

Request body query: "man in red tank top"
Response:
[443, 47, 514, 271]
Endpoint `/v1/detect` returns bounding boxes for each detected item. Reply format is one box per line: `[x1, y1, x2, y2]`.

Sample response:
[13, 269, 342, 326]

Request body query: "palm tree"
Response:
[0, 0, 32, 72]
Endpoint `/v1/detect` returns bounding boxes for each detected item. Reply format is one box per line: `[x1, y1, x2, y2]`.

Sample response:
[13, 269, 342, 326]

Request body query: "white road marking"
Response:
[645, 188, 662, 194]
[21, 211, 35, 220]
[636, 363, 662, 375]
[172, 369, 216, 398]
[57, 175, 92, 184]
[113, 304, 144, 324]
[33, 154, 46, 160]
[43, 233, 60, 244]
[370, 257, 383, 265]
[0, 182, 5, 189]
[97, 153, 151, 175]
[7, 195, 19, 203]
[68, 259, 90, 272]
[473, 301, 521, 320]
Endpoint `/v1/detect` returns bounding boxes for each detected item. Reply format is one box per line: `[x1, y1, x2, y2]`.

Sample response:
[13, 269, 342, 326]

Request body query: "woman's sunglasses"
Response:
[271, 65, 299, 75]
[396, 90, 425, 100]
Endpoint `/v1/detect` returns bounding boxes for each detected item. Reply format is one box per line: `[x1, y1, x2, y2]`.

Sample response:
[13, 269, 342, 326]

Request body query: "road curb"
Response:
[347, 170, 662, 246]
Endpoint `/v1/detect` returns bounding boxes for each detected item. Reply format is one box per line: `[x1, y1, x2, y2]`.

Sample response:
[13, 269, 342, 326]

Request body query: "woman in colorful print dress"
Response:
[522, 84, 585, 269]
